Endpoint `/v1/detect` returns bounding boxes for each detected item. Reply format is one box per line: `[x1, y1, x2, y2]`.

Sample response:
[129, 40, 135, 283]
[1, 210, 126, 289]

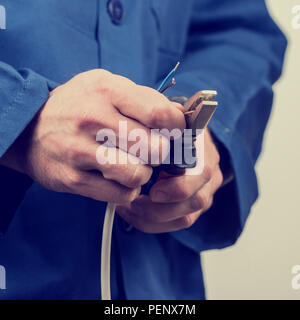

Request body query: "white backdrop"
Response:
[203, 0, 300, 300]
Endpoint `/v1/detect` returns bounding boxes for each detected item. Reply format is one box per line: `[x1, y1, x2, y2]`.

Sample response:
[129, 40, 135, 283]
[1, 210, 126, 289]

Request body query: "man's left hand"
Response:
[117, 128, 223, 233]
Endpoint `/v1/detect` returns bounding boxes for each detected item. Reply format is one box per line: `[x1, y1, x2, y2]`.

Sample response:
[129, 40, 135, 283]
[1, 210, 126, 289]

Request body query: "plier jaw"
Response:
[183, 90, 218, 134]
[141, 91, 218, 195]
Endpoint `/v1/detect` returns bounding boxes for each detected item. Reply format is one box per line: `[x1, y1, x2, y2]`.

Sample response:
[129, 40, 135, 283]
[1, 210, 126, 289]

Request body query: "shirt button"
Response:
[107, 0, 124, 25]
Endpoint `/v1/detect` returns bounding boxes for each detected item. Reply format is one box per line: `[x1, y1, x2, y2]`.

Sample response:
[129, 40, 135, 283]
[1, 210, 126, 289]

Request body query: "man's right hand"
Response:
[0, 69, 185, 204]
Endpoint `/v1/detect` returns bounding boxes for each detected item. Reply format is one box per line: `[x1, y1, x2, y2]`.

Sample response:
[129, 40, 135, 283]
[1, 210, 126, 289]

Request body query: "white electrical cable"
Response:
[101, 202, 116, 300]
[100, 63, 180, 300]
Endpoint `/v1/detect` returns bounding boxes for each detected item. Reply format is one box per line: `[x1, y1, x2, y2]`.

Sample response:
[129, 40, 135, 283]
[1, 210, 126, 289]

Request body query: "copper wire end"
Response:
[159, 77, 176, 93]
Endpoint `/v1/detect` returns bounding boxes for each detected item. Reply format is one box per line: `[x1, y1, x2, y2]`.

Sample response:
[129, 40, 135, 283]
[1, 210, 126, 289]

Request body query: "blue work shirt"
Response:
[0, 0, 287, 299]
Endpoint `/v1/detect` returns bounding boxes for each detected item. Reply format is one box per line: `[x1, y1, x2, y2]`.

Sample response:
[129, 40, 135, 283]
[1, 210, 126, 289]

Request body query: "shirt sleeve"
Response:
[164, 0, 287, 252]
[0, 61, 57, 235]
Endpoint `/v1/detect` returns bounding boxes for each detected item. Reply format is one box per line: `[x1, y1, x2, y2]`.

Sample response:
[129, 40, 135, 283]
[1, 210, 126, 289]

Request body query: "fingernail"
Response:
[152, 190, 170, 202]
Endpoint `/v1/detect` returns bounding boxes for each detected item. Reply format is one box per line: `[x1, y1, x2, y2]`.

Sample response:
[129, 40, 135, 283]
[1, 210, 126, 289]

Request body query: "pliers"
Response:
[141, 90, 218, 195]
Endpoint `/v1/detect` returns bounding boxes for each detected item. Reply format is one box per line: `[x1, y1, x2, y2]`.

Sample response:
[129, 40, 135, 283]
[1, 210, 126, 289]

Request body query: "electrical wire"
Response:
[157, 62, 180, 92]
[100, 62, 180, 300]
[101, 202, 116, 300]
[159, 77, 176, 94]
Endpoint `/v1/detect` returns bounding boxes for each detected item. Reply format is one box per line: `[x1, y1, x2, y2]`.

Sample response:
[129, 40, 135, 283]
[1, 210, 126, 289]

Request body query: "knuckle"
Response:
[150, 103, 170, 127]
[74, 113, 101, 133]
[101, 163, 117, 180]
[118, 188, 140, 204]
[80, 69, 114, 97]
[202, 165, 212, 182]
[67, 145, 89, 166]
[192, 191, 210, 211]
[86, 69, 112, 83]
[102, 164, 152, 189]
[72, 69, 112, 93]
[66, 171, 85, 190]
[175, 184, 192, 200]
[126, 165, 151, 188]
[66, 143, 81, 164]
[95, 69, 112, 80]
[191, 192, 205, 211]
[96, 78, 113, 97]
[180, 215, 194, 229]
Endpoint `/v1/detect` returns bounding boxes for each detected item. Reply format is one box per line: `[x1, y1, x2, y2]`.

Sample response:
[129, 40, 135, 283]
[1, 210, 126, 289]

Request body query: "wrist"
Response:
[0, 115, 36, 176]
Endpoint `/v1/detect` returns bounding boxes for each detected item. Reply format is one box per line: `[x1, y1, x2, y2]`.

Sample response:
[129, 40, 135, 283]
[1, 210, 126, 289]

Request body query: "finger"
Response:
[95, 113, 171, 165]
[68, 141, 153, 188]
[117, 206, 201, 234]
[64, 170, 140, 204]
[126, 195, 205, 223]
[149, 166, 212, 203]
[96, 145, 154, 188]
[79, 108, 172, 166]
[127, 181, 214, 223]
[109, 75, 186, 131]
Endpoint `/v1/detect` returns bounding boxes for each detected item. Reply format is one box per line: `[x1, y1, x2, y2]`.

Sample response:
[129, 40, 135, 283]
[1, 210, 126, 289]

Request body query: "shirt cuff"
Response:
[0, 68, 52, 157]
[0, 67, 56, 234]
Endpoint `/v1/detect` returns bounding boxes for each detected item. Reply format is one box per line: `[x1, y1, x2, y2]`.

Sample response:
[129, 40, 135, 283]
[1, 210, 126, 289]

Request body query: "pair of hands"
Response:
[0, 69, 223, 233]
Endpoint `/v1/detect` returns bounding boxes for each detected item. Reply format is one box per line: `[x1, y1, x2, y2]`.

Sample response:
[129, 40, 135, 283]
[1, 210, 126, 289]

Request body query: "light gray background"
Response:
[203, 0, 300, 300]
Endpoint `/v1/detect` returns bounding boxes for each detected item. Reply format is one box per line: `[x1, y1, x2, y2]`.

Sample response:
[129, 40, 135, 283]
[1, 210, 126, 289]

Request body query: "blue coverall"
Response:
[0, 0, 287, 299]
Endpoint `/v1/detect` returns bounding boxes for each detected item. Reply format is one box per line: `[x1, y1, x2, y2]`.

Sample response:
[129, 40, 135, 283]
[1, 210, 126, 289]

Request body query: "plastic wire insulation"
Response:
[101, 202, 116, 300]
[157, 62, 180, 92]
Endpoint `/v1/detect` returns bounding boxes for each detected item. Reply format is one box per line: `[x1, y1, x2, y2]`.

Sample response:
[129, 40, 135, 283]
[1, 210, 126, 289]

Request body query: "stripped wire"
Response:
[159, 77, 176, 94]
[157, 62, 180, 92]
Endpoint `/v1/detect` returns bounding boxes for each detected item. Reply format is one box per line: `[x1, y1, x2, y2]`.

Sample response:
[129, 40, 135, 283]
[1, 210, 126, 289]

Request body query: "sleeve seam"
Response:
[0, 77, 32, 123]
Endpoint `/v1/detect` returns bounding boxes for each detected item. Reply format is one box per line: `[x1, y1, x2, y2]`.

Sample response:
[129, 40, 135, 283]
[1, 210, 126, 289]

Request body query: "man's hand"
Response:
[117, 127, 223, 233]
[0, 69, 185, 204]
